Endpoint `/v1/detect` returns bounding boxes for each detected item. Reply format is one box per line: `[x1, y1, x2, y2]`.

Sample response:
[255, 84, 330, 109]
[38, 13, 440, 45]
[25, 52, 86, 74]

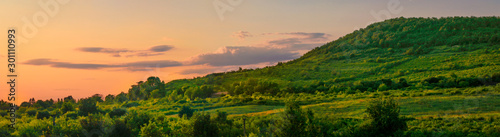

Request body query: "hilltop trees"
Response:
[64, 95, 76, 103]
[127, 76, 167, 100]
[61, 102, 75, 114]
[78, 97, 99, 116]
[227, 78, 280, 96]
[184, 85, 215, 100]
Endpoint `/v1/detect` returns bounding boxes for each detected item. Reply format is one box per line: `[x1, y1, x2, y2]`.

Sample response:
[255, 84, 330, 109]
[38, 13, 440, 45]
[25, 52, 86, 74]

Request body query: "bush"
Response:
[192, 113, 218, 137]
[492, 73, 500, 82]
[364, 97, 407, 136]
[276, 101, 318, 137]
[36, 110, 50, 120]
[122, 102, 140, 108]
[125, 110, 152, 136]
[27, 109, 37, 116]
[80, 113, 112, 136]
[110, 119, 130, 137]
[53, 117, 83, 137]
[61, 102, 75, 114]
[178, 106, 194, 119]
[79, 98, 99, 116]
[16, 119, 53, 136]
[65, 111, 78, 119]
[378, 83, 389, 91]
[109, 108, 127, 118]
[140, 121, 164, 137]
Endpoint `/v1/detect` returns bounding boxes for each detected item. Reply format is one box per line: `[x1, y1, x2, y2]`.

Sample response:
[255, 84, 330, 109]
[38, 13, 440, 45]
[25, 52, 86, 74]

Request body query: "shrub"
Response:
[365, 97, 407, 136]
[140, 121, 164, 137]
[378, 83, 389, 91]
[53, 117, 83, 137]
[36, 110, 50, 120]
[123, 102, 140, 108]
[79, 98, 99, 116]
[125, 110, 152, 136]
[27, 109, 37, 116]
[109, 108, 127, 118]
[65, 111, 78, 119]
[80, 113, 111, 136]
[110, 119, 130, 137]
[178, 106, 194, 119]
[192, 113, 218, 137]
[492, 73, 500, 82]
[61, 102, 75, 114]
[16, 119, 52, 136]
[276, 101, 318, 137]
[459, 81, 470, 88]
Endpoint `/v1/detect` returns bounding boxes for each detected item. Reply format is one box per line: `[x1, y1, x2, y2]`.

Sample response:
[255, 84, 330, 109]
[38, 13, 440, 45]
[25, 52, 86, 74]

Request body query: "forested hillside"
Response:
[1, 17, 499, 137]
[158, 16, 500, 98]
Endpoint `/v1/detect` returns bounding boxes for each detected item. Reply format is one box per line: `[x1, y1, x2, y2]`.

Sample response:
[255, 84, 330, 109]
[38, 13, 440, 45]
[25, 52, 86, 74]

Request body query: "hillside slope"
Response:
[146, 16, 500, 100]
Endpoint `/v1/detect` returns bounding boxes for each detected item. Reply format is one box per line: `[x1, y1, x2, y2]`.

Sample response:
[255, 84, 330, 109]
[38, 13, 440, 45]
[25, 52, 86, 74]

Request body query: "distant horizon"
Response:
[1, 0, 499, 102]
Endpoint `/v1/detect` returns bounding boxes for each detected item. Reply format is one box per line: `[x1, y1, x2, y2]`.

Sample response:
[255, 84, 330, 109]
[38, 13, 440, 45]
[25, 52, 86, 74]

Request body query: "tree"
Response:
[378, 83, 389, 91]
[115, 92, 128, 103]
[34, 100, 49, 108]
[78, 98, 99, 116]
[105, 94, 115, 104]
[277, 101, 317, 137]
[365, 98, 407, 136]
[27, 109, 37, 116]
[178, 106, 194, 119]
[20, 101, 30, 107]
[61, 102, 75, 114]
[109, 108, 127, 118]
[192, 113, 218, 137]
[110, 119, 130, 137]
[64, 95, 76, 103]
[125, 110, 152, 136]
[90, 94, 104, 102]
[80, 113, 110, 137]
[140, 121, 164, 137]
[151, 89, 162, 98]
[36, 110, 50, 119]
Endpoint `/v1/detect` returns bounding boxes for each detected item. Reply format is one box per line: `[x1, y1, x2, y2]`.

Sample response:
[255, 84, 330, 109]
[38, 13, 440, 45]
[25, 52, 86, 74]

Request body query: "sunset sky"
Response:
[1, 0, 499, 103]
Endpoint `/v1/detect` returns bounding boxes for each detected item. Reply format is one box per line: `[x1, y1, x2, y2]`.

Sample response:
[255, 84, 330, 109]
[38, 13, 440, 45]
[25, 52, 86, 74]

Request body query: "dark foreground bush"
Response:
[363, 97, 407, 136]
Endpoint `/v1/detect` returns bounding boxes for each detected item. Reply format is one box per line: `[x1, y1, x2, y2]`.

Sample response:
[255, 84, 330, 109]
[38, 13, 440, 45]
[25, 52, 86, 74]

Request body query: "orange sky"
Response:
[1, 0, 499, 103]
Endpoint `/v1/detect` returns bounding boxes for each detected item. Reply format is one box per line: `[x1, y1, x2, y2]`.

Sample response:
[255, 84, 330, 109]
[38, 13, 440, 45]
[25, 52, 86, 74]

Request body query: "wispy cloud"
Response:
[180, 67, 228, 75]
[24, 58, 182, 71]
[232, 31, 253, 40]
[76, 45, 174, 57]
[149, 45, 173, 52]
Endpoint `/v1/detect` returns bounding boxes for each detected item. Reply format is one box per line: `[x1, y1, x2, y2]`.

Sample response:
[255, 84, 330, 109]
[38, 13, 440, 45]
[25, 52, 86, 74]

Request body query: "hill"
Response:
[154, 16, 500, 99]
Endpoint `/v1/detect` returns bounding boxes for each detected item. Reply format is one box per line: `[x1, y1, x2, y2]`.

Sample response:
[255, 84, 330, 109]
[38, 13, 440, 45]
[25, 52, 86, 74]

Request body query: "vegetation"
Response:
[1, 16, 499, 136]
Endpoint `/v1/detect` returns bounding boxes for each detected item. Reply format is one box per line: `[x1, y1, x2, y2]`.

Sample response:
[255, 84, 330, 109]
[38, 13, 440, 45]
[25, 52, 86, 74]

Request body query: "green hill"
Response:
[153, 16, 500, 99]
